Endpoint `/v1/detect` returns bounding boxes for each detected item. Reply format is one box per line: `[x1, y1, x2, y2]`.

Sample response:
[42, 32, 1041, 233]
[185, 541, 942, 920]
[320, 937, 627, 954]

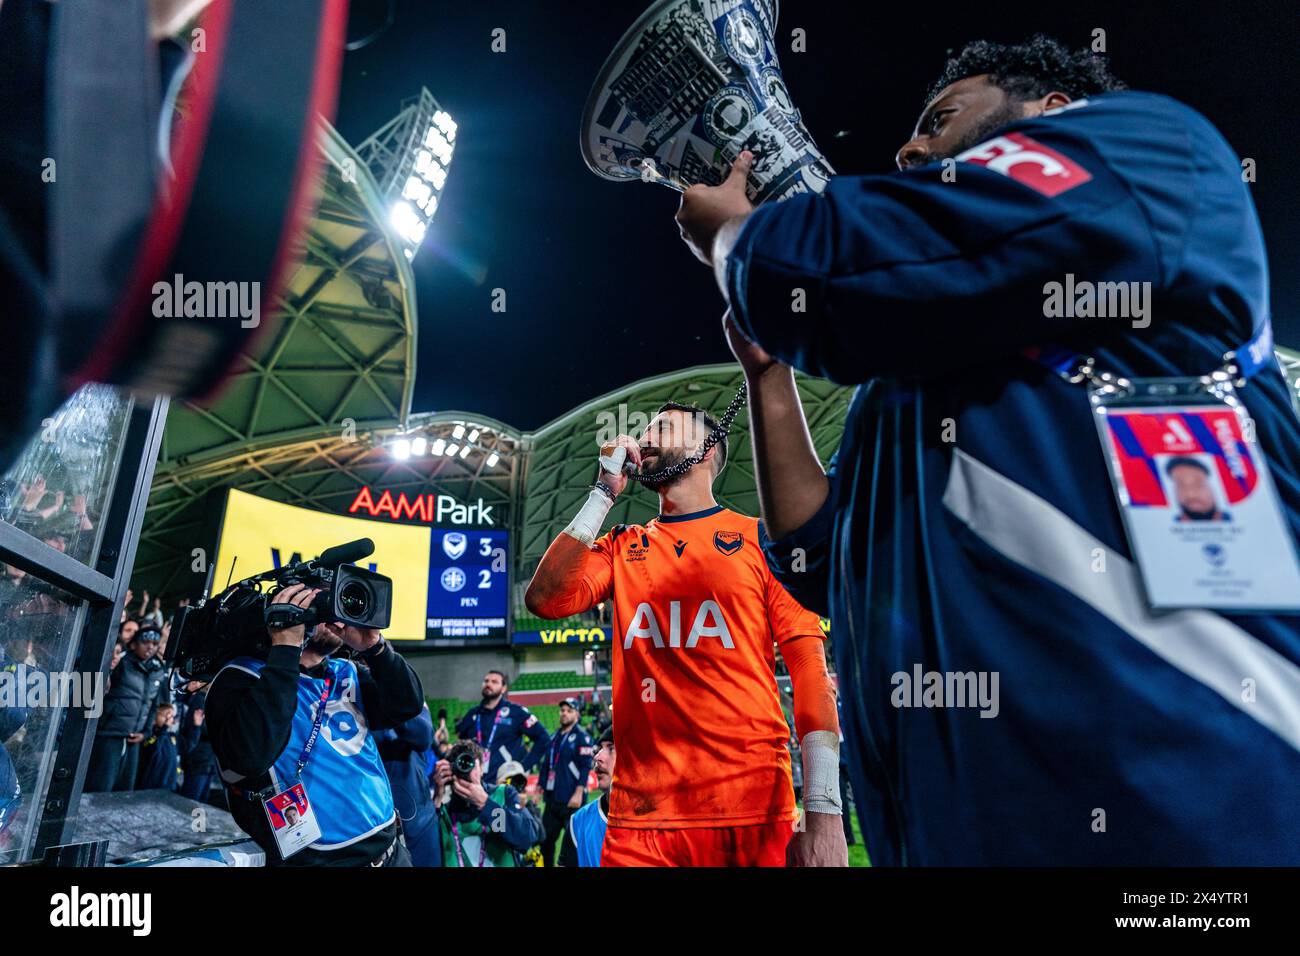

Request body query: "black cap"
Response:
[559, 697, 580, 710]
[599, 726, 614, 746]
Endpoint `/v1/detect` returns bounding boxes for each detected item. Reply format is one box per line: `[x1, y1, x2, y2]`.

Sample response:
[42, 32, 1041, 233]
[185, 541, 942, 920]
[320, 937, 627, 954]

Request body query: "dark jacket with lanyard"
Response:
[536, 723, 594, 806]
[455, 696, 550, 778]
[438, 781, 541, 867]
[205, 640, 424, 866]
[729, 91, 1300, 865]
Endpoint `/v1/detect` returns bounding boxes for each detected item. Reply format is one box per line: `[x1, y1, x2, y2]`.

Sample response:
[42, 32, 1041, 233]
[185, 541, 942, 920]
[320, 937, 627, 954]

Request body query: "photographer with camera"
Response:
[204, 582, 425, 866]
[434, 739, 542, 867]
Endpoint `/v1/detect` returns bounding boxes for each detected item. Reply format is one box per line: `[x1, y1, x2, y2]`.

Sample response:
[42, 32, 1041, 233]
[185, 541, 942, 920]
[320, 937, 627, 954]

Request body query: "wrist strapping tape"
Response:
[563, 489, 614, 546]
[801, 730, 842, 814]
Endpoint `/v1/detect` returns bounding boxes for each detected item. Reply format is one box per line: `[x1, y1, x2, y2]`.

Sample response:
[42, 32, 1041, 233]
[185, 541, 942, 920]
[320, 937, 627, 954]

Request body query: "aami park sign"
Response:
[348, 487, 496, 526]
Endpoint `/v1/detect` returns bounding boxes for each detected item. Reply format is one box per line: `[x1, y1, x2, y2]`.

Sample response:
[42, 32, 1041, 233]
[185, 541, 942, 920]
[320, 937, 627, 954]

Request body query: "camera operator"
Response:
[434, 739, 542, 867]
[204, 584, 424, 866]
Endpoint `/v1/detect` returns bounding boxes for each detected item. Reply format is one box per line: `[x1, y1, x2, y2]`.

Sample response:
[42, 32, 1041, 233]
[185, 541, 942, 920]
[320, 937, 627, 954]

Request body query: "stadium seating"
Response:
[511, 671, 586, 692]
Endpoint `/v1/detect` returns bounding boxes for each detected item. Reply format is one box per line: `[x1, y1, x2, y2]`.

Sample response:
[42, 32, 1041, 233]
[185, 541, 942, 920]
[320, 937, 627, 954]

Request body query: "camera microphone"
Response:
[316, 538, 375, 567]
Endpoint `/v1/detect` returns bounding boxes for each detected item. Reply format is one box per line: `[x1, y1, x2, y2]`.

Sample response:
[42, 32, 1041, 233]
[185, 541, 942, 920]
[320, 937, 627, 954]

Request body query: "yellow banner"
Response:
[213, 489, 431, 640]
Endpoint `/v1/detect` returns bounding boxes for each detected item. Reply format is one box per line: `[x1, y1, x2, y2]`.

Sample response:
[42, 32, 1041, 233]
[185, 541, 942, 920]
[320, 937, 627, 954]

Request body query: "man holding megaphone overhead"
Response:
[674, 34, 1300, 866]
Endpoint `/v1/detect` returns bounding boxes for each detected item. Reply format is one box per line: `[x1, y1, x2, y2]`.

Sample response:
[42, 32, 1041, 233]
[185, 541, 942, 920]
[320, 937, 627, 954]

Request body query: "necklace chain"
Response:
[624, 383, 748, 484]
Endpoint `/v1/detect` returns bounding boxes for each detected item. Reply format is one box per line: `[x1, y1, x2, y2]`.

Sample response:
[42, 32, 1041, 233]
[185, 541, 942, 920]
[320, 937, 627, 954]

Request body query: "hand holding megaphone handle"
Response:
[598, 445, 629, 476]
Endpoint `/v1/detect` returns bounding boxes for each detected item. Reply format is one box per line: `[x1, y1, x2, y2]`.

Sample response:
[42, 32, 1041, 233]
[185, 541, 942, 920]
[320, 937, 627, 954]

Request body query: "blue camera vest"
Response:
[220, 656, 395, 850]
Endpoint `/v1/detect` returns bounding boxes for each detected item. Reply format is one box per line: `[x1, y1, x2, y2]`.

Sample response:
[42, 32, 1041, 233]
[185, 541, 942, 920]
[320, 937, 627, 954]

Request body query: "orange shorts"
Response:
[601, 820, 792, 867]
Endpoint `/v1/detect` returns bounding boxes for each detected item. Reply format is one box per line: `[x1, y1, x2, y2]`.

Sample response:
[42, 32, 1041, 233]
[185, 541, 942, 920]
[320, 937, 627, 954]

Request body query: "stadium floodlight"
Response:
[433, 109, 457, 141]
[389, 201, 427, 246]
[445, 443, 459, 457]
[458, 444, 471, 459]
[423, 159, 447, 191]
[356, 88, 456, 261]
[411, 435, 428, 456]
[452, 424, 465, 439]
[486, 452, 500, 468]
[403, 175, 432, 206]
[467, 428, 480, 443]
[391, 438, 411, 460]
[430, 437, 446, 456]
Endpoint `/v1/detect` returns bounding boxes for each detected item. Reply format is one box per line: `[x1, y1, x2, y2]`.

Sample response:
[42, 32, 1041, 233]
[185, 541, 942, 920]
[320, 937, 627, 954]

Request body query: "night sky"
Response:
[334, 0, 1300, 430]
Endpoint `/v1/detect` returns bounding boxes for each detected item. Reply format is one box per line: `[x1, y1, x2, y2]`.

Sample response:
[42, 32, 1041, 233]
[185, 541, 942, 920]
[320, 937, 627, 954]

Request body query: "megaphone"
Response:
[581, 0, 833, 204]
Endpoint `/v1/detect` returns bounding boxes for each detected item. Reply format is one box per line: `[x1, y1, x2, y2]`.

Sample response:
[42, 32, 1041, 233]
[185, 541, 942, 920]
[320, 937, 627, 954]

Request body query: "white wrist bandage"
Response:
[800, 730, 842, 815]
[563, 489, 614, 546]
[597, 444, 628, 477]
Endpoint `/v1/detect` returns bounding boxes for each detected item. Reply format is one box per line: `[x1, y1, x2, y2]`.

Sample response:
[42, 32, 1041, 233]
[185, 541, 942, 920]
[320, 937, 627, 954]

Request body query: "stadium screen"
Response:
[212, 489, 509, 643]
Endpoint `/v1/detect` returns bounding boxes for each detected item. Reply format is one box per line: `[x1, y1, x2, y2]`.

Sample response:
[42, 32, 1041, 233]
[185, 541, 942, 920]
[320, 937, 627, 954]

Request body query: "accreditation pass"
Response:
[1093, 382, 1300, 611]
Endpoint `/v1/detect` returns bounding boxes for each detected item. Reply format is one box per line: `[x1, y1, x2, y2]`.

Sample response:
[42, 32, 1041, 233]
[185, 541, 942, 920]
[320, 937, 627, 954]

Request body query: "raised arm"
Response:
[524, 435, 637, 619]
[701, 100, 1202, 384]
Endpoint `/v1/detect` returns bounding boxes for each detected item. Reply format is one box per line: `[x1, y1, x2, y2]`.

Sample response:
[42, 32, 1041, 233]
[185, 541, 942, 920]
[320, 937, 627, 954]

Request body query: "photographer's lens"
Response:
[337, 579, 372, 619]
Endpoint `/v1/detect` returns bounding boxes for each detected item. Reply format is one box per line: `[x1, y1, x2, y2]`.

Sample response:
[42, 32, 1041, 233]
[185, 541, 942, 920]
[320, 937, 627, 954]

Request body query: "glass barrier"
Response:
[0, 384, 133, 567]
[0, 385, 134, 863]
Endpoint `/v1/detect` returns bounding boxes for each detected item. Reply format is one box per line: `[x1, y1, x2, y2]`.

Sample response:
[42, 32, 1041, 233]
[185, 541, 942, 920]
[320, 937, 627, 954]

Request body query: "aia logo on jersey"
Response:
[714, 531, 744, 556]
[624, 600, 735, 649]
[956, 132, 1092, 197]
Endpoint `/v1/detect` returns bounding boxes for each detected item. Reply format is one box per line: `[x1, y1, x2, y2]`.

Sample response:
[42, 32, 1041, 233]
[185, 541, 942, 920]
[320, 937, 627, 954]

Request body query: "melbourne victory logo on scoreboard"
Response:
[442, 531, 467, 560]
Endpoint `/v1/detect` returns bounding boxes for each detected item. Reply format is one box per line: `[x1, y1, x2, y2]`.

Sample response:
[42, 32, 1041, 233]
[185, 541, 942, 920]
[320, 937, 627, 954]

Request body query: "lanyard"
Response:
[476, 705, 507, 752]
[549, 728, 575, 770]
[449, 816, 487, 868]
[1028, 321, 1276, 388]
[293, 677, 333, 778]
[231, 674, 333, 803]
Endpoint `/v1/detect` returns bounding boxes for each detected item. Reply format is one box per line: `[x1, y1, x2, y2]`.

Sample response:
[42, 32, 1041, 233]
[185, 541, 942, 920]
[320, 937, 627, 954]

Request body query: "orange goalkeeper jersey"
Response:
[576, 505, 824, 829]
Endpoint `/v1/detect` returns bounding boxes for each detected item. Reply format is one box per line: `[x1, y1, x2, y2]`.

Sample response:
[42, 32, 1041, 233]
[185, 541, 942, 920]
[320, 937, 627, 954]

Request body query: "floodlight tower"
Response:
[355, 87, 457, 260]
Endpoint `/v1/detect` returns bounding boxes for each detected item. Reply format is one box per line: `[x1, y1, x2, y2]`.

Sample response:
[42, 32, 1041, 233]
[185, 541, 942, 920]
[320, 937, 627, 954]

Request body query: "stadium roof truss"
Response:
[159, 124, 418, 469]
[136, 122, 426, 595]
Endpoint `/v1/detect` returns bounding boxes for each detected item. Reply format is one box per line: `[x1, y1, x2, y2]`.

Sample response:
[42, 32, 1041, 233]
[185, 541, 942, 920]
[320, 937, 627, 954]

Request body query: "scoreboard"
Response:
[426, 529, 509, 641]
[213, 489, 510, 644]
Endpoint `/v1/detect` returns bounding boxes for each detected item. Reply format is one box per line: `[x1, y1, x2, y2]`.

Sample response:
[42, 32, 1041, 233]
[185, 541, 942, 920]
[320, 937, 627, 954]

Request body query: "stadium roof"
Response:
[158, 124, 418, 470]
[135, 121, 426, 597]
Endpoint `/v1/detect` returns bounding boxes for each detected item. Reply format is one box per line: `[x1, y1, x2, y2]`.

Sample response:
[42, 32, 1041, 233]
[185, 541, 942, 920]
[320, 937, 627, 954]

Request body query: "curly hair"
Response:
[927, 35, 1125, 106]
